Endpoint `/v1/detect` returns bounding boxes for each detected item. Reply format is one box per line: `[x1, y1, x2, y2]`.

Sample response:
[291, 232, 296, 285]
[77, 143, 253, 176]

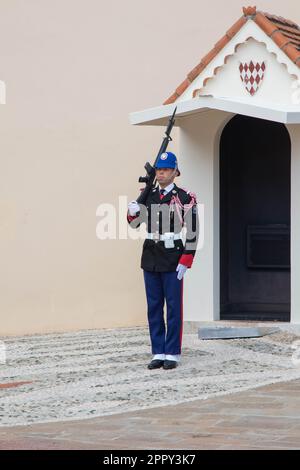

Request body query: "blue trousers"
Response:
[143, 270, 184, 355]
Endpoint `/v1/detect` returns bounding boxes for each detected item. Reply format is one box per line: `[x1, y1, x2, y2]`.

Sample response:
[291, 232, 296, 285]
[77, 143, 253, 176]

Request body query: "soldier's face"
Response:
[155, 168, 178, 187]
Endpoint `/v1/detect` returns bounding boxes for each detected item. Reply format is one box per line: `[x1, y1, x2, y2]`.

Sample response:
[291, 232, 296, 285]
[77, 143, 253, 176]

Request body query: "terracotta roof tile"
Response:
[214, 35, 230, 52]
[263, 12, 300, 30]
[255, 11, 279, 36]
[175, 78, 191, 96]
[226, 16, 247, 38]
[269, 23, 300, 38]
[271, 30, 293, 49]
[164, 92, 180, 105]
[282, 43, 300, 64]
[163, 6, 300, 105]
[187, 63, 206, 82]
[201, 48, 221, 66]
[254, 10, 300, 66]
[243, 6, 257, 17]
[279, 31, 300, 44]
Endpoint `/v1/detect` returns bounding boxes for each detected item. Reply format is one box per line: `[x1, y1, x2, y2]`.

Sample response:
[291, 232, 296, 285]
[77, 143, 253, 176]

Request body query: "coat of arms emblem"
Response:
[239, 61, 266, 96]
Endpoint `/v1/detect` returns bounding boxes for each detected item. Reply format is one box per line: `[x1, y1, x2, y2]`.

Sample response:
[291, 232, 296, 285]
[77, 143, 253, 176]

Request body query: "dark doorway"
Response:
[220, 115, 291, 321]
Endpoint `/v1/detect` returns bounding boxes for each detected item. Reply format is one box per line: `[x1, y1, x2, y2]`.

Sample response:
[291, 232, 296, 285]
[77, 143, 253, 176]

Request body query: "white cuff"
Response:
[165, 354, 181, 362]
[153, 354, 166, 360]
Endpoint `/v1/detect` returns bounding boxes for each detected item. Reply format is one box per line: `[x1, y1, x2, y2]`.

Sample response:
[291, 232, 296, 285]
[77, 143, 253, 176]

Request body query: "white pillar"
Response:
[179, 110, 233, 322]
[287, 124, 300, 323]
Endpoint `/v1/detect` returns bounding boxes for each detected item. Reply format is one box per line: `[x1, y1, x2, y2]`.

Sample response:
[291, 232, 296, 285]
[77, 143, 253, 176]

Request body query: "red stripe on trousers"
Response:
[179, 278, 184, 351]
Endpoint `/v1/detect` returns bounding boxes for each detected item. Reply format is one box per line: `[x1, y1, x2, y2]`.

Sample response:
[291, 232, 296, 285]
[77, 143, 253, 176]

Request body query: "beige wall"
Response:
[0, 0, 299, 335]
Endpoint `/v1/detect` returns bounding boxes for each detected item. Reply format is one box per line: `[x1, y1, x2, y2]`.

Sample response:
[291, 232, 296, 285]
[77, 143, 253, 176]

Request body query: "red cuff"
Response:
[179, 254, 194, 268]
[127, 214, 138, 223]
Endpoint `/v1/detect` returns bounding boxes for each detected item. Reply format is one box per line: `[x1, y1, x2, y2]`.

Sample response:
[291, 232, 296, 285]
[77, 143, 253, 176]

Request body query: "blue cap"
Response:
[155, 152, 180, 175]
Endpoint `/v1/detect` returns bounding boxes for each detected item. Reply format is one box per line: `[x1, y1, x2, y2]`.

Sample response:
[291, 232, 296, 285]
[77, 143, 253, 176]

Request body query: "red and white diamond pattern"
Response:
[239, 61, 266, 96]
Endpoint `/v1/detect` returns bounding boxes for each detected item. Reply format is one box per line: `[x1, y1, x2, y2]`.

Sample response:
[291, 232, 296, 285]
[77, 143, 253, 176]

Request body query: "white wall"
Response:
[179, 110, 233, 322]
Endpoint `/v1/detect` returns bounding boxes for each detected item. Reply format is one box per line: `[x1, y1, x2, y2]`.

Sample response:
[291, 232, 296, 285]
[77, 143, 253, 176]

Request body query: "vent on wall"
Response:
[247, 225, 290, 269]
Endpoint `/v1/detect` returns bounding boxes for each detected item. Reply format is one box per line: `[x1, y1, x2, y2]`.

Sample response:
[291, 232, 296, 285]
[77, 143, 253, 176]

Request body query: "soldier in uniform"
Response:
[127, 152, 199, 370]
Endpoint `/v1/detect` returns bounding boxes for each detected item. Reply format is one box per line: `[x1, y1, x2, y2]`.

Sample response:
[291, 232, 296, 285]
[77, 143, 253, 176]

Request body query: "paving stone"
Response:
[0, 379, 299, 449]
[198, 326, 279, 340]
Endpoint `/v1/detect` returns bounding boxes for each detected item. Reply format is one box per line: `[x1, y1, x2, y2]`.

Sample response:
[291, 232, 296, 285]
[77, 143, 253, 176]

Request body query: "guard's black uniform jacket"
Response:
[127, 183, 199, 272]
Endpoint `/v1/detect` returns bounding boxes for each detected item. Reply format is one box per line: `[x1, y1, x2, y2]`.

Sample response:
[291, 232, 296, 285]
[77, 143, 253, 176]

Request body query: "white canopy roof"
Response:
[129, 95, 300, 127]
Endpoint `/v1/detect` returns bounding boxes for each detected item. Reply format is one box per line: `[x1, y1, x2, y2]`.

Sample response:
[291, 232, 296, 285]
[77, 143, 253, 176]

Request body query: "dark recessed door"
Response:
[220, 115, 291, 321]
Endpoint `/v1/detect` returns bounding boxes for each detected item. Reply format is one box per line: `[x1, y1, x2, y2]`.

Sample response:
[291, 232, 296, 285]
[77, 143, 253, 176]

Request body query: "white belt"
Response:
[146, 232, 182, 241]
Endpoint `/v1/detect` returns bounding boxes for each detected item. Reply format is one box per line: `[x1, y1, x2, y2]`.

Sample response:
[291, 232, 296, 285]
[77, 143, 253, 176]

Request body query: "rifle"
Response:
[136, 106, 177, 205]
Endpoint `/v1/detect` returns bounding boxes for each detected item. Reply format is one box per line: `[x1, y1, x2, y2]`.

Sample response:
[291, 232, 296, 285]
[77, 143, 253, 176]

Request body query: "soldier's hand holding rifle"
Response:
[128, 200, 140, 216]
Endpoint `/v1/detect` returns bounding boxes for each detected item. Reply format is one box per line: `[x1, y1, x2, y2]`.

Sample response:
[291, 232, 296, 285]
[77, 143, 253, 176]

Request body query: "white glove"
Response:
[128, 200, 140, 216]
[176, 264, 188, 280]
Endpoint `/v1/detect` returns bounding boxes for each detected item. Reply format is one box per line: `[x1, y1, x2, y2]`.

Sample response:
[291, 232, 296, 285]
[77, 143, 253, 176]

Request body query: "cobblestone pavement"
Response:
[1, 327, 300, 426]
[0, 378, 299, 449]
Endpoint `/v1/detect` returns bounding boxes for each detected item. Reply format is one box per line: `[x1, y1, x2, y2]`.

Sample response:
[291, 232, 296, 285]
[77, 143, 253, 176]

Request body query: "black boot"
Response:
[163, 360, 178, 370]
[147, 359, 165, 370]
